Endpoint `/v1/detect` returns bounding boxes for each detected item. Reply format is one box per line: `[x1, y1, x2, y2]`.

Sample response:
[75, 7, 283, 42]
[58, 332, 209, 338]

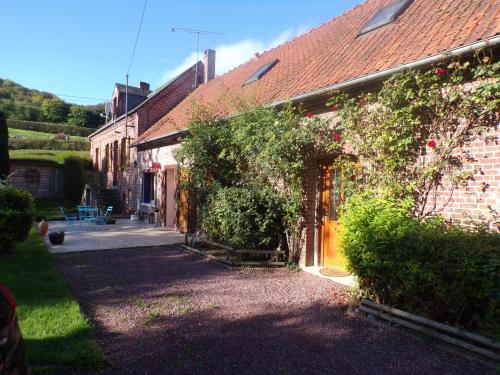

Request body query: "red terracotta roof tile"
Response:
[138, 0, 500, 143]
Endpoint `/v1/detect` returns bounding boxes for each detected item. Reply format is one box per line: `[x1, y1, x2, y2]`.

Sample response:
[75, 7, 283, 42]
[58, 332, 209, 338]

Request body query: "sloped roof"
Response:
[138, 0, 500, 144]
[89, 62, 202, 139]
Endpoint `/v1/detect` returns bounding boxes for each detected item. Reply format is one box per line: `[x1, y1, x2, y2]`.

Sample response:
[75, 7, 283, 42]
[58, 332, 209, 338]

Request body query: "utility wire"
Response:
[55, 94, 106, 102]
[127, 0, 148, 76]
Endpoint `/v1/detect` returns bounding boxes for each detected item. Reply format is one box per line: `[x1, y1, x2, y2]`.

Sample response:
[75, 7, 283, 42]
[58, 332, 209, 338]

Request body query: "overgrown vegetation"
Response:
[177, 103, 340, 259]
[202, 186, 285, 249]
[8, 127, 87, 141]
[9, 150, 90, 165]
[63, 157, 86, 204]
[0, 229, 105, 367]
[0, 78, 105, 128]
[9, 137, 89, 151]
[7, 119, 95, 137]
[328, 55, 499, 223]
[0, 111, 9, 178]
[341, 192, 499, 338]
[0, 184, 34, 253]
[331, 54, 499, 337]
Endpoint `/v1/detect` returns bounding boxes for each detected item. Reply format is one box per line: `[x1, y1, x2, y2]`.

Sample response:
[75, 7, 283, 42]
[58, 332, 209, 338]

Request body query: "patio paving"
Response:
[44, 219, 185, 253]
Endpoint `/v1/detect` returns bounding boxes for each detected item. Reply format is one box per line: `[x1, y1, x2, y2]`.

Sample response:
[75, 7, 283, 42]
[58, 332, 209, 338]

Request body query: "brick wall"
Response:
[300, 127, 500, 268]
[89, 62, 201, 215]
[424, 127, 499, 231]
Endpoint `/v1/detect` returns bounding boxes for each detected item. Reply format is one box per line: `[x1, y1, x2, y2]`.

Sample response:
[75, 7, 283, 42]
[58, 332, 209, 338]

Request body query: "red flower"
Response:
[333, 132, 341, 142]
[331, 104, 339, 112]
[349, 175, 356, 181]
[437, 68, 446, 76]
[427, 139, 436, 148]
[357, 97, 365, 106]
[307, 112, 313, 118]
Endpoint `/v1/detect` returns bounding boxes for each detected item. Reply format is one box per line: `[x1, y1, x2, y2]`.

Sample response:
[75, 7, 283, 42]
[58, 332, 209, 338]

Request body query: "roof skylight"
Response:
[359, 0, 413, 35]
[243, 59, 279, 86]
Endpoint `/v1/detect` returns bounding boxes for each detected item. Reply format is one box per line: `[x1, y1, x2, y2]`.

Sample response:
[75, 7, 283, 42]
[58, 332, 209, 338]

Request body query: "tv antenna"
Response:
[171, 27, 226, 86]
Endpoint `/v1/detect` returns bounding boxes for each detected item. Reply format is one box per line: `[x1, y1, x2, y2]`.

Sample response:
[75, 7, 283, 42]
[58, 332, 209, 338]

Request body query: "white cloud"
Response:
[159, 26, 308, 84]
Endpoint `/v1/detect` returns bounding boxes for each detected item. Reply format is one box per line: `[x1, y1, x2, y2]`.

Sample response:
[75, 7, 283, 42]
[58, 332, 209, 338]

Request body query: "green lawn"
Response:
[8, 128, 87, 142]
[35, 199, 66, 221]
[9, 149, 90, 165]
[0, 229, 106, 368]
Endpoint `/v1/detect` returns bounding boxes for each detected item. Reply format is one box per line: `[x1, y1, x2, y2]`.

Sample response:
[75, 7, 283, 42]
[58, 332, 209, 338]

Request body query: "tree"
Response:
[63, 157, 85, 204]
[41, 97, 69, 123]
[0, 111, 9, 179]
[67, 104, 87, 127]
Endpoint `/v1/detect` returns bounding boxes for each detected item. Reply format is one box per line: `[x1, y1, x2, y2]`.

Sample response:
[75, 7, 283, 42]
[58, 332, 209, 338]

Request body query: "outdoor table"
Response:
[77, 207, 99, 231]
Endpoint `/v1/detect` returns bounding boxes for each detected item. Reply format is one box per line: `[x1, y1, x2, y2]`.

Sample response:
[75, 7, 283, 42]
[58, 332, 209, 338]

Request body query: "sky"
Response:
[0, 0, 360, 105]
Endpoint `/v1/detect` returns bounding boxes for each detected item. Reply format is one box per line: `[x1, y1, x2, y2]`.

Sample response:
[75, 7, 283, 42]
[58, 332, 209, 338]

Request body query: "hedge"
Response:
[63, 157, 86, 204]
[8, 138, 89, 151]
[341, 192, 500, 339]
[0, 185, 34, 253]
[7, 119, 94, 137]
[202, 186, 285, 249]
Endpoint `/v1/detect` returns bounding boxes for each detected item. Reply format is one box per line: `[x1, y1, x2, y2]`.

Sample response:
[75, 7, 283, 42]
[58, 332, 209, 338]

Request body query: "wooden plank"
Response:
[359, 305, 500, 362]
[237, 261, 286, 266]
[361, 300, 500, 351]
[228, 250, 285, 254]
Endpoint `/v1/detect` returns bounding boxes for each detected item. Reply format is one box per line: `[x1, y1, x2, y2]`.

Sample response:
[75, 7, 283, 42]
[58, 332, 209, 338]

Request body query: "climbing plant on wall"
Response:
[327, 53, 499, 220]
[176, 103, 342, 261]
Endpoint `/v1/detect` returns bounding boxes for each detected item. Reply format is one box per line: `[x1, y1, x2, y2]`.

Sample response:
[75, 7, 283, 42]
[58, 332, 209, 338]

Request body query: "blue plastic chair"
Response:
[59, 206, 79, 230]
[95, 206, 113, 226]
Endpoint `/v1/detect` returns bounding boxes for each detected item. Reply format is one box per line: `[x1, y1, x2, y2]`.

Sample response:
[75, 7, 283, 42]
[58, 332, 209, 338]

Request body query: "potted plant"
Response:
[48, 231, 65, 245]
[130, 209, 140, 221]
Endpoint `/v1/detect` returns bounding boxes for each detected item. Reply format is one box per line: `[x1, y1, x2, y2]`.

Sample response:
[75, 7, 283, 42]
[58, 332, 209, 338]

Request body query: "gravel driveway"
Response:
[55, 246, 493, 375]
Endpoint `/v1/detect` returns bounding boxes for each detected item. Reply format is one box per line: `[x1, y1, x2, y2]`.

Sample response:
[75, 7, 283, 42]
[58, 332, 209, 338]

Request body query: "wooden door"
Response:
[161, 169, 176, 228]
[319, 164, 347, 270]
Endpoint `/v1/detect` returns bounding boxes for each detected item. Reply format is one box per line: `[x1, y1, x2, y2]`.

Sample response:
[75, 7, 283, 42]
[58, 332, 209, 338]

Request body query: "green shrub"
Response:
[0, 185, 34, 253]
[341, 191, 500, 338]
[7, 119, 94, 137]
[63, 157, 85, 204]
[202, 186, 285, 249]
[0, 111, 9, 178]
[8, 137, 89, 151]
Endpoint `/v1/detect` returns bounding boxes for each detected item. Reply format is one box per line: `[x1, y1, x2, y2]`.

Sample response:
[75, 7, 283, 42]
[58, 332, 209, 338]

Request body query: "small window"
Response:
[359, 0, 413, 35]
[24, 169, 40, 184]
[242, 59, 279, 86]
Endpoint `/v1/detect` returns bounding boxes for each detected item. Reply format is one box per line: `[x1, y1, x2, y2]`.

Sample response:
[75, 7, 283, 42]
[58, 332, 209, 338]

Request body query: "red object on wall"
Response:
[152, 162, 161, 169]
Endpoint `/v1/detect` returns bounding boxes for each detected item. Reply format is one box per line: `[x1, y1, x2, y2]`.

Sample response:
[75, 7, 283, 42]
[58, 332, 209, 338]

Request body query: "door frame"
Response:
[314, 157, 357, 268]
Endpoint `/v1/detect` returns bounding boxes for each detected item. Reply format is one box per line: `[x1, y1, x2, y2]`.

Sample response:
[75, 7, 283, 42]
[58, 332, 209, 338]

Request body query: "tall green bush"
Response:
[0, 185, 34, 253]
[0, 111, 9, 178]
[202, 187, 285, 249]
[341, 191, 500, 338]
[63, 157, 85, 204]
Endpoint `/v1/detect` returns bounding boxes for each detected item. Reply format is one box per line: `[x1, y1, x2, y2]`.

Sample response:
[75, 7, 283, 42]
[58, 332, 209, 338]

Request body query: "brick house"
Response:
[133, 0, 499, 266]
[88, 50, 215, 223]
